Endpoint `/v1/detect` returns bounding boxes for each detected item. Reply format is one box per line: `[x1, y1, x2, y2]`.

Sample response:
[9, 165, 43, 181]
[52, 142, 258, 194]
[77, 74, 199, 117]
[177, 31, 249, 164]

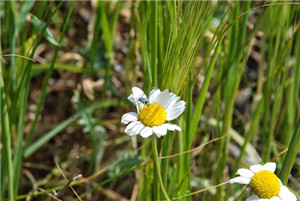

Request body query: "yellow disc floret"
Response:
[250, 170, 280, 199]
[138, 103, 167, 127]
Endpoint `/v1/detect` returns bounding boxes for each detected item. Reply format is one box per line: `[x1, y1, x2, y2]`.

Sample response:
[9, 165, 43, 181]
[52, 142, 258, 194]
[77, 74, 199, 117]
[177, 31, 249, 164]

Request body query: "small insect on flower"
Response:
[230, 162, 297, 201]
[121, 87, 186, 138]
[138, 97, 150, 106]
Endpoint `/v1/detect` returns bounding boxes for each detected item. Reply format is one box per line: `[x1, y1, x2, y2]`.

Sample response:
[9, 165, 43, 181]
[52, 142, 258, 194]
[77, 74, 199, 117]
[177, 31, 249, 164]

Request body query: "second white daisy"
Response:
[121, 87, 186, 138]
[230, 162, 297, 201]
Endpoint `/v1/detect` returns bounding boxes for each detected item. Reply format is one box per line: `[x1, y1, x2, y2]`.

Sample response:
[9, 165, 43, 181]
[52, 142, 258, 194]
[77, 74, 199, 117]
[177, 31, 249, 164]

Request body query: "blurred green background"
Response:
[1, 1, 299, 200]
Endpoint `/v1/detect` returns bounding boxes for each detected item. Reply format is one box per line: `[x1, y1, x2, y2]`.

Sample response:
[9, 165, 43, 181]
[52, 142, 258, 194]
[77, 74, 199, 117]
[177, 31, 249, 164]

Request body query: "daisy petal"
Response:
[246, 194, 260, 201]
[132, 87, 147, 99]
[125, 121, 141, 134]
[270, 196, 282, 201]
[262, 162, 276, 173]
[149, 89, 161, 103]
[121, 112, 138, 124]
[127, 94, 136, 105]
[230, 176, 251, 184]
[250, 164, 263, 173]
[127, 122, 145, 136]
[152, 126, 167, 138]
[278, 186, 297, 201]
[236, 168, 254, 178]
[128, 87, 145, 103]
[140, 127, 153, 138]
[128, 87, 148, 111]
[166, 100, 186, 120]
[161, 123, 181, 131]
[156, 89, 172, 108]
[164, 93, 180, 111]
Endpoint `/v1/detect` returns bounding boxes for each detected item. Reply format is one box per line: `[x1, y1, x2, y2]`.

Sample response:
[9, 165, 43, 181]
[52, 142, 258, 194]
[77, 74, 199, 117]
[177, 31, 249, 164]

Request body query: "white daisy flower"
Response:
[121, 87, 186, 138]
[230, 162, 297, 201]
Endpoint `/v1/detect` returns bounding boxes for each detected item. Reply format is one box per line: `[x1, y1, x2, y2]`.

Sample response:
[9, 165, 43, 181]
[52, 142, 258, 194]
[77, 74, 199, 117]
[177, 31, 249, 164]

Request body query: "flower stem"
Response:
[151, 135, 171, 201]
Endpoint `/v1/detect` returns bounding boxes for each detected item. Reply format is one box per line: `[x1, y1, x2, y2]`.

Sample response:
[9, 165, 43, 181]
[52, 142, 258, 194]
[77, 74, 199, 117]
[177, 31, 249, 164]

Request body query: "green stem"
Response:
[151, 135, 170, 201]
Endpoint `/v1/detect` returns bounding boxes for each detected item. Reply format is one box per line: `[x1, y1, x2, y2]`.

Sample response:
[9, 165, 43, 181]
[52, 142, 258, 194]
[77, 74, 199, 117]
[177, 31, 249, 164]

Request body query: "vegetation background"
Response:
[1, 1, 300, 201]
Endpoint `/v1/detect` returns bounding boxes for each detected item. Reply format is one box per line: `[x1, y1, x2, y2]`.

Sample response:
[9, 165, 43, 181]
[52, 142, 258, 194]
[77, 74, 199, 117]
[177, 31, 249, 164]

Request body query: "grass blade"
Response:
[279, 117, 300, 184]
[15, 0, 35, 33]
[0, 67, 14, 201]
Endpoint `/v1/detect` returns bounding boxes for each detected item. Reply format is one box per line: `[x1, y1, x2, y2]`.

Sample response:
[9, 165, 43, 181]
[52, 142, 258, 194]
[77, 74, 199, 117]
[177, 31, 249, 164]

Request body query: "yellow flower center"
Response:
[250, 170, 280, 199]
[138, 103, 167, 127]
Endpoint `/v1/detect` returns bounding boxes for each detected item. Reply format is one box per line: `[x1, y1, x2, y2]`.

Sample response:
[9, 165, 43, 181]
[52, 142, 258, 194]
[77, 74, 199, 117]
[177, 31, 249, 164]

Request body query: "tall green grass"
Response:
[1, 1, 299, 201]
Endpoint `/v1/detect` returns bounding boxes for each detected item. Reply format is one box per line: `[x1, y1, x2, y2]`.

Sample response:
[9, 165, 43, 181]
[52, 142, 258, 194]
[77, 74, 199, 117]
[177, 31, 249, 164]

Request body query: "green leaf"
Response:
[30, 14, 60, 47]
